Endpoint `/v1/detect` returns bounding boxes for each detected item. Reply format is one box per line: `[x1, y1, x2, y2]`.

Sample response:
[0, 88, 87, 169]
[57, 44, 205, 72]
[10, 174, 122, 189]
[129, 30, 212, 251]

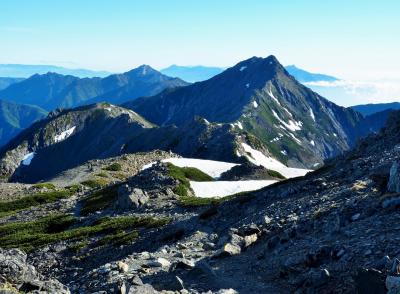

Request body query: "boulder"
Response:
[0, 248, 37, 284]
[386, 276, 400, 294]
[303, 268, 330, 288]
[354, 268, 386, 294]
[388, 161, 400, 193]
[116, 185, 149, 210]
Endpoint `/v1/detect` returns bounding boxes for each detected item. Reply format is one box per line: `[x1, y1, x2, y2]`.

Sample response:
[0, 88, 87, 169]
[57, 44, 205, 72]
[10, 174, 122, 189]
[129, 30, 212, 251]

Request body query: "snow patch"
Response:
[190, 180, 277, 198]
[280, 150, 287, 156]
[143, 158, 238, 179]
[270, 137, 280, 143]
[272, 110, 302, 132]
[267, 85, 281, 106]
[253, 101, 258, 108]
[310, 140, 315, 146]
[310, 108, 316, 122]
[289, 133, 302, 145]
[236, 122, 243, 130]
[54, 126, 76, 143]
[240, 66, 247, 71]
[241, 143, 310, 178]
[22, 152, 35, 166]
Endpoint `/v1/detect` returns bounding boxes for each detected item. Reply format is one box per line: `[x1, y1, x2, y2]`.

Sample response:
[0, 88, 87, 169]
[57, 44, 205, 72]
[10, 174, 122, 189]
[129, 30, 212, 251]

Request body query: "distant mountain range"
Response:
[0, 64, 110, 78]
[0, 77, 25, 91]
[0, 55, 391, 182]
[285, 65, 338, 83]
[0, 65, 188, 111]
[0, 99, 47, 146]
[351, 102, 400, 116]
[160, 64, 339, 83]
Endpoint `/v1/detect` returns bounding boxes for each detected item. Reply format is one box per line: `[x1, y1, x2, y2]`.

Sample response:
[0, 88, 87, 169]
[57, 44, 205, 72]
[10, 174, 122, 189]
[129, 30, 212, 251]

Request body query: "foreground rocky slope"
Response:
[0, 111, 399, 293]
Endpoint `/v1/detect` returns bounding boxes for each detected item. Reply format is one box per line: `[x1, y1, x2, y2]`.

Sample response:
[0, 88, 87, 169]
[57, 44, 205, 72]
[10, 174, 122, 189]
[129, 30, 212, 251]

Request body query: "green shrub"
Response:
[96, 172, 108, 178]
[267, 169, 286, 179]
[167, 163, 213, 197]
[81, 177, 109, 189]
[0, 214, 170, 252]
[179, 192, 254, 207]
[103, 162, 122, 171]
[97, 230, 139, 246]
[79, 185, 119, 216]
[167, 163, 213, 182]
[0, 190, 75, 217]
[113, 172, 127, 180]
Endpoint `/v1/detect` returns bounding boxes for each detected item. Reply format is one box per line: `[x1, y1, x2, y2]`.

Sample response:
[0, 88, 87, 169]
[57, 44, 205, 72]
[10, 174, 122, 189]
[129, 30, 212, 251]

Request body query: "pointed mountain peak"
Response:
[232, 55, 286, 76]
[126, 64, 159, 77]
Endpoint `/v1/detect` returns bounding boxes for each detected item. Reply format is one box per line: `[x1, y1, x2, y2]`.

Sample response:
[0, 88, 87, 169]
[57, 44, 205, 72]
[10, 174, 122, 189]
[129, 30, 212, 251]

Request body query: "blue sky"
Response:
[0, 1, 399, 82]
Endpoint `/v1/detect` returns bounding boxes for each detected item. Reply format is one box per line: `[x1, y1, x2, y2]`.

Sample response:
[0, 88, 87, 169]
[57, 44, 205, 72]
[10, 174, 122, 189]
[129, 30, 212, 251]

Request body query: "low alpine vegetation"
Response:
[81, 177, 109, 189]
[0, 214, 171, 252]
[103, 162, 122, 171]
[167, 163, 213, 197]
[0, 188, 76, 218]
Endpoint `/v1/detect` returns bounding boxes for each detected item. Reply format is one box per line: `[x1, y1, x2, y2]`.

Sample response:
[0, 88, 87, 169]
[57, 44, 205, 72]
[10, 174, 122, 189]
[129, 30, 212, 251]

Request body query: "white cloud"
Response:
[304, 79, 400, 106]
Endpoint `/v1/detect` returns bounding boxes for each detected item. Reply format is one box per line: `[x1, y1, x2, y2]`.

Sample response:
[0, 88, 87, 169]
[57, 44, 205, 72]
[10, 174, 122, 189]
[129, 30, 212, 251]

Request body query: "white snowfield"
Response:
[190, 180, 277, 198]
[142, 146, 311, 198]
[22, 152, 35, 166]
[54, 126, 76, 143]
[142, 157, 238, 179]
[241, 143, 310, 178]
[163, 158, 238, 178]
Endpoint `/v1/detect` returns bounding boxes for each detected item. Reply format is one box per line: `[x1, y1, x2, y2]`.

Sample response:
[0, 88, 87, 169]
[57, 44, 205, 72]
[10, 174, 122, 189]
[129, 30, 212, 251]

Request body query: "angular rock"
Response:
[386, 276, 400, 294]
[117, 261, 129, 273]
[220, 243, 241, 257]
[354, 268, 385, 294]
[388, 161, 400, 193]
[116, 185, 149, 210]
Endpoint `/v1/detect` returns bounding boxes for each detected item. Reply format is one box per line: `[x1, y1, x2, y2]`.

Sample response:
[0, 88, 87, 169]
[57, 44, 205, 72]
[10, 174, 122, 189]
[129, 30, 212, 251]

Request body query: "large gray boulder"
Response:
[116, 185, 149, 210]
[0, 248, 70, 293]
[388, 161, 400, 193]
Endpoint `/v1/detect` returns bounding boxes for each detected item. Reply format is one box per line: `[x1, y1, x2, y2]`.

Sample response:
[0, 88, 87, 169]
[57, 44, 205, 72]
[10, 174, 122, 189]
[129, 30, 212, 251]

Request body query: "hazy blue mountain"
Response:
[0, 66, 188, 111]
[0, 77, 25, 91]
[161, 65, 224, 82]
[0, 99, 47, 146]
[0, 64, 111, 78]
[351, 102, 400, 116]
[85, 65, 189, 105]
[0, 73, 80, 111]
[160, 64, 339, 84]
[285, 65, 339, 83]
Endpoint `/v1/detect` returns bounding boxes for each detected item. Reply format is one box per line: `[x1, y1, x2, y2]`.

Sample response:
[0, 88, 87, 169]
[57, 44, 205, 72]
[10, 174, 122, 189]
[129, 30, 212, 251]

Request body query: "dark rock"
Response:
[354, 268, 386, 294]
[303, 268, 330, 288]
[116, 185, 149, 210]
[388, 161, 400, 192]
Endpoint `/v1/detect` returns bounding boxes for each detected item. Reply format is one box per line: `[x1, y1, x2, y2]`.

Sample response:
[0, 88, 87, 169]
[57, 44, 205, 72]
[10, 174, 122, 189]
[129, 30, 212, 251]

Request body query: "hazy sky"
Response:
[0, 0, 399, 82]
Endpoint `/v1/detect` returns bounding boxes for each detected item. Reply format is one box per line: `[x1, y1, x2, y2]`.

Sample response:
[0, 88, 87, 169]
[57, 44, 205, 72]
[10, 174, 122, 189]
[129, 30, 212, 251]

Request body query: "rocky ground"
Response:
[1, 113, 400, 293]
